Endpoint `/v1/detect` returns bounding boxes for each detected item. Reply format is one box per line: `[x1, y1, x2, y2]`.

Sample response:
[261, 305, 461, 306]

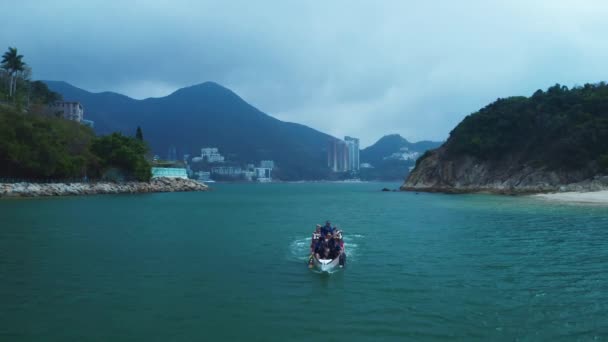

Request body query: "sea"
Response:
[1, 182, 607, 341]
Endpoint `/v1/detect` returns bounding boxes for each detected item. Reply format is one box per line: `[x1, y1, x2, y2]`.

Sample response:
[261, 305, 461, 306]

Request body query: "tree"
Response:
[91, 133, 151, 181]
[1, 47, 26, 98]
[135, 126, 144, 141]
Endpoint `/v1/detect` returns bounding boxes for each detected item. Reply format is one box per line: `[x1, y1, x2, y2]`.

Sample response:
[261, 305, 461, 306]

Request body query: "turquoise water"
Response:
[1, 183, 608, 341]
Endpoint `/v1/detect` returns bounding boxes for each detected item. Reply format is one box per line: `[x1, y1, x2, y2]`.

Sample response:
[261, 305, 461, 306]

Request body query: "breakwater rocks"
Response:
[0, 177, 208, 198]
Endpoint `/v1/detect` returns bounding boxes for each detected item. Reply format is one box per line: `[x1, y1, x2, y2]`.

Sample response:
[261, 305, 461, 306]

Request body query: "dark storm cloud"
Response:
[3, 0, 608, 146]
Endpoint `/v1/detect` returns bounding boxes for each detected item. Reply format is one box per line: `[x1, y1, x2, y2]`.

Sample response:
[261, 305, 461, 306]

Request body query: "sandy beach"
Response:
[533, 190, 608, 204]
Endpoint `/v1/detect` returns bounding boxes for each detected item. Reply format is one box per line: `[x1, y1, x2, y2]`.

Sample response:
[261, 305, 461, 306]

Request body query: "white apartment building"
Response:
[201, 147, 225, 163]
[344, 136, 360, 171]
[254, 167, 272, 182]
[50, 101, 84, 122]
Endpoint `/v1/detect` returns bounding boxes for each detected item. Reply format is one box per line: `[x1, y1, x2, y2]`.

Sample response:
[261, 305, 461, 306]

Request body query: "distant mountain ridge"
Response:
[45, 81, 335, 180]
[361, 134, 441, 166]
[360, 134, 442, 180]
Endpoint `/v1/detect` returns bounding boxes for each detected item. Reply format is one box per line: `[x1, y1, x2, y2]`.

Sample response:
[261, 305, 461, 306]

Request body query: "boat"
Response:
[308, 227, 346, 272]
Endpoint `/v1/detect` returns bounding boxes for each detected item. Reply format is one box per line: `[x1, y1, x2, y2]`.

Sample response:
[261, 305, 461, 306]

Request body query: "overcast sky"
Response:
[3, 0, 608, 146]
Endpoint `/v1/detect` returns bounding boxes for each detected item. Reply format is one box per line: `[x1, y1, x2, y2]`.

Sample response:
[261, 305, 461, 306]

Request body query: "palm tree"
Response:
[1, 47, 26, 98]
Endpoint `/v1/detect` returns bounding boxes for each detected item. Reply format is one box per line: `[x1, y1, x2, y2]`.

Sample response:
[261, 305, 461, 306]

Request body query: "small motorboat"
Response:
[308, 226, 346, 272]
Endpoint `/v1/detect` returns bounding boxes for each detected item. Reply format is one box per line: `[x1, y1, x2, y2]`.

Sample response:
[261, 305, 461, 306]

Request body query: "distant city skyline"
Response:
[3, 0, 608, 146]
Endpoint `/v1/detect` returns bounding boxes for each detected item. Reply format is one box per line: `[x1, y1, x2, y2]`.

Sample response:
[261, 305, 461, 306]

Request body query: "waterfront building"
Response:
[254, 167, 272, 182]
[167, 146, 177, 162]
[195, 171, 212, 181]
[201, 147, 225, 163]
[211, 166, 242, 176]
[151, 167, 188, 179]
[344, 136, 360, 171]
[49, 101, 84, 122]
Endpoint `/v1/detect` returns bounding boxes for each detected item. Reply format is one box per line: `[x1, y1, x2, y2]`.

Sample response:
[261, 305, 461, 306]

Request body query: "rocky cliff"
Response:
[401, 146, 608, 194]
[401, 83, 608, 194]
[0, 177, 208, 198]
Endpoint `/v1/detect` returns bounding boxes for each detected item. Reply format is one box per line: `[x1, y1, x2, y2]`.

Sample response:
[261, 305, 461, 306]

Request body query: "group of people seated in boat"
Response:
[309, 221, 346, 266]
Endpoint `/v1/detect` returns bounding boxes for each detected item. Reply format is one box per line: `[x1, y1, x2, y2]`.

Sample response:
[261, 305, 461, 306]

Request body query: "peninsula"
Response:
[0, 47, 207, 197]
[402, 83, 608, 194]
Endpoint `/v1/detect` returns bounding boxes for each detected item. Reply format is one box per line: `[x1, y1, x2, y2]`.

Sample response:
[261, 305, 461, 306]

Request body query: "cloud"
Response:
[3, 0, 608, 146]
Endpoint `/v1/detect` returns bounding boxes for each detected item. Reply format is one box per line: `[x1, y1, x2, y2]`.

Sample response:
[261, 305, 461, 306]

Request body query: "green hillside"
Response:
[45, 81, 335, 180]
[442, 83, 608, 171]
[0, 105, 151, 181]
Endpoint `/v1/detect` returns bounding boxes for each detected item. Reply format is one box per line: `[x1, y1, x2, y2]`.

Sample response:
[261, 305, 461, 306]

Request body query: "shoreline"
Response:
[0, 177, 208, 198]
[401, 177, 608, 196]
[532, 190, 608, 204]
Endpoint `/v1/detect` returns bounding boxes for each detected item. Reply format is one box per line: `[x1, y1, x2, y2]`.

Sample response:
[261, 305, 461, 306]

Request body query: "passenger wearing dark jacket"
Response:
[320, 221, 335, 236]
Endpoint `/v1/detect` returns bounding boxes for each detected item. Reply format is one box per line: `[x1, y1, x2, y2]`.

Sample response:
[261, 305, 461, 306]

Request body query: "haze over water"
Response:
[1, 183, 607, 340]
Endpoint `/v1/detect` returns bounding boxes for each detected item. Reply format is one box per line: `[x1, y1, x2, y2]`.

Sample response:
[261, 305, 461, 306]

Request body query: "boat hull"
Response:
[312, 255, 341, 272]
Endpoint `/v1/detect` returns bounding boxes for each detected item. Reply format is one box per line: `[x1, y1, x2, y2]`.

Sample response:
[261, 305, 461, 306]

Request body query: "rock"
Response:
[402, 146, 608, 194]
[0, 177, 209, 198]
[381, 188, 391, 192]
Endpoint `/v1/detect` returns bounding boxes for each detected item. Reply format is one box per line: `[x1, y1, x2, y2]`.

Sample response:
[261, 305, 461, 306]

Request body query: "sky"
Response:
[3, 0, 608, 147]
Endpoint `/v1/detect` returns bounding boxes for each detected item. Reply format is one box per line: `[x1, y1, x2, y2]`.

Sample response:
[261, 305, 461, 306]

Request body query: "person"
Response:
[314, 233, 332, 260]
[321, 247, 331, 260]
[310, 225, 321, 253]
[321, 221, 334, 236]
[328, 233, 340, 258]
[333, 233, 346, 267]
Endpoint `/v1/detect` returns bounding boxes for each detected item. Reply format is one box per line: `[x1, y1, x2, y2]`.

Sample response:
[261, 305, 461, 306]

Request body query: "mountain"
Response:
[359, 134, 442, 180]
[45, 81, 335, 180]
[402, 83, 608, 193]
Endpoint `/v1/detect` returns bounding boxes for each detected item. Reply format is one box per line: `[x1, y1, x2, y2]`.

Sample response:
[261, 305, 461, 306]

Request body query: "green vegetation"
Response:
[1, 47, 25, 98]
[135, 126, 144, 141]
[416, 150, 432, 167]
[0, 106, 151, 181]
[91, 133, 151, 181]
[0, 105, 94, 179]
[1, 47, 62, 107]
[0, 47, 151, 182]
[445, 83, 608, 170]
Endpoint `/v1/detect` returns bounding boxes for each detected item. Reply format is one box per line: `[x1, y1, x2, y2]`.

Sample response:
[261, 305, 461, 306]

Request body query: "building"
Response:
[260, 160, 275, 169]
[195, 171, 212, 182]
[254, 167, 272, 182]
[211, 166, 242, 176]
[151, 167, 188, 179]
[344, 136, 360, 171]
[49, 101, 84, 122]
[201, 147, 225, 163]
[243, 170, 256, 181]
[327, 139, 349, 172]
[167, 146, 177, 162]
